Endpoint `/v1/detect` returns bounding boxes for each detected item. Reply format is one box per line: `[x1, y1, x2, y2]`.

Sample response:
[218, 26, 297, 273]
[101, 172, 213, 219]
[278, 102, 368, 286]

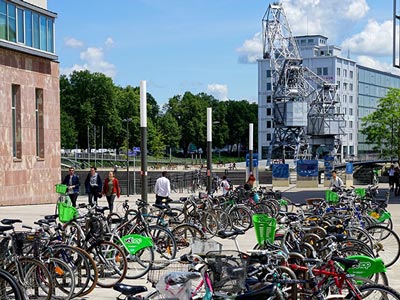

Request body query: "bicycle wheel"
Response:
[357, 283, 400, 299]
[6, 257, 53, 300]
[86, 240, 127, 288]
[46, 257, 75, 300]
[229, 206, 252, 231]
[120, 238, 154, 280]
[49, 244, 98, 298]
[366, 225, 400, 267]
[139, 225, 177, 270]
[171, 223, 205, 256]
[0, 269, 24, 300]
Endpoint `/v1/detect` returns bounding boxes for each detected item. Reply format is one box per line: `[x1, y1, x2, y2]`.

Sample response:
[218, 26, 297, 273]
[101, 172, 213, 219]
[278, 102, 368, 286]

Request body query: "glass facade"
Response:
[358, 66, 400, 153]
[0, 0, 55, 54]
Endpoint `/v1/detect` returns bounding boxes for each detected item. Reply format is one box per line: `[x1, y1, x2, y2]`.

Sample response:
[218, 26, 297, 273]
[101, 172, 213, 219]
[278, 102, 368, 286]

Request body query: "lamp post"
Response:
[140, 81, 148, 208]
[249, 123, 254, 175]
[207, 108, 212, 194]
[123, 118, 132, 196]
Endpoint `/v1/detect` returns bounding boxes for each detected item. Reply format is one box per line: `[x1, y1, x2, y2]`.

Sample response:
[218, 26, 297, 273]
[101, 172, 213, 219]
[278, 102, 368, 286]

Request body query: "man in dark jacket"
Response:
[85, 166, 102, 206]
[62, 167, 80, 207]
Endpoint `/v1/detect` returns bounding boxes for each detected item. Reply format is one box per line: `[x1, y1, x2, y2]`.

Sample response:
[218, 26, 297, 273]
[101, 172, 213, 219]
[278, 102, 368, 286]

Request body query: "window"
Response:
[337, 81, 340, 90]
[32, 13, 39, 49]
[266, 83, 271, 91]
[267, 121, 272, 128]
[349, 121, 353, 128]
[317, 68, 322, 75]
[337, 68, 340, 76]
[323, 67, 328, 75]
[266, 70, 271, 77]
[343, 69, 347, 77]
[349, 83, 353, 91]
[0, 0, 6, 39]
[343, 95, 347, 102]
[25, 10, 32, 46]
[343, 83, 348, 90]
[349, 96, 353, 103]
[266, 133, 272, 141]
[308, 39, 313, 45]
[36, 88, 44, 158]
[266, 95, 272, 103]
[12, 85, 21, 159]
[349, 108, 353, 116]
[17, 8, 24, 43]
[267, 108, 272, 116]
[39, 15, 47, 50]
[349, 70, 353, 78]
[7, 3, 16, 42]
[349, 133, 353, 141]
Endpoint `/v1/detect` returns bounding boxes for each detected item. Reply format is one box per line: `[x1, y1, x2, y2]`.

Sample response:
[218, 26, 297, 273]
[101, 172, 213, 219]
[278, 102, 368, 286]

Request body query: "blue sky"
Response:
[48, 0, 395, 105]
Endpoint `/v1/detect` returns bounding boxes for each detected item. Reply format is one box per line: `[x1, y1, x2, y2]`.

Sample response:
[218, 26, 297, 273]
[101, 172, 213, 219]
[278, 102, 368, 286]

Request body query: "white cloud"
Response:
[356, 55, 400, 76]
[207, 84, 228, 101]
[64, 37, 84, 48]
[61, 47, 117, 78]
[105, 37, 114, 47]
[236, 32, 263, 64]
[341, 20, 393, 57]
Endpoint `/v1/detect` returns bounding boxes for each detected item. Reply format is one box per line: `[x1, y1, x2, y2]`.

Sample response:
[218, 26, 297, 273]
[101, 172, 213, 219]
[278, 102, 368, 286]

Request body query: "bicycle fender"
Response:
[345, 255, 386, 277]
[120, 234, 154, 254]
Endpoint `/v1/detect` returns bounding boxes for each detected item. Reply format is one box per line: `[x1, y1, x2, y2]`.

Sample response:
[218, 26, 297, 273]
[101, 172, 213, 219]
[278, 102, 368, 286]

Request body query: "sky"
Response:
[48, 0, 396, 105]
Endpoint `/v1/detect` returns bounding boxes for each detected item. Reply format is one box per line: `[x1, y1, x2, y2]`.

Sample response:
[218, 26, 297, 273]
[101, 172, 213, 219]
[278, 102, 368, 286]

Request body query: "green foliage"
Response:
[59, 70, 258, 157]
[361, 88, 400, 159]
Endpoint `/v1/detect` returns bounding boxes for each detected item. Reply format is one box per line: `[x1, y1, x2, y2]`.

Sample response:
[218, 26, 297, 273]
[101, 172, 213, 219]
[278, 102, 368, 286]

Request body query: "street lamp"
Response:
[123, 118, 132, 196]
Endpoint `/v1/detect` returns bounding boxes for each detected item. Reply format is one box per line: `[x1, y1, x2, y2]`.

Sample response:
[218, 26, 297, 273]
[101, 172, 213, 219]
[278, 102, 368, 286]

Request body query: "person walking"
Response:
[102, 171, 120, 213]
[388, 164, 395, 191]
[62, 167, 80, 207]
[221, 175, 231, 196]
[329, 170, 344, 189]
[154, 171, 171, 205]
[85, 166, 102, 206]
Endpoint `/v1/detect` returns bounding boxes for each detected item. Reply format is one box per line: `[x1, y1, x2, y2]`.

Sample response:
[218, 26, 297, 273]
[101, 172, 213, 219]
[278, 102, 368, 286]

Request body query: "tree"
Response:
[361, 88, 400, 160]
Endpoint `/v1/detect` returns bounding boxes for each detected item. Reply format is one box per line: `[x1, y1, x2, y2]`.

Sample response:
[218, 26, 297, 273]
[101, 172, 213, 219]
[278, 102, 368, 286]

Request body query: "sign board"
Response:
[346, 162, 353, 174]
[246, 153, 259, 167]
[272, 164, 289, 178]
[297, 160, 318, 177]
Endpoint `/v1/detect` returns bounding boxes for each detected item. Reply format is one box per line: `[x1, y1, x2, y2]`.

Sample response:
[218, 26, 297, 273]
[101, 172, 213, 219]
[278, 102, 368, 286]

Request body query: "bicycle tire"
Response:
[355, 283, 400, 299]
[46, 257, 75, 300]
[138, 225, 177, 270]
[366, 224, 400, 267]
[171, 223, 205, 255]
[49, 244, 98, 298]
[86, 240, 128, 288]
[0, 269, 24, 300]
[229, 206, 252, 231]
[6, 257, 53, 300]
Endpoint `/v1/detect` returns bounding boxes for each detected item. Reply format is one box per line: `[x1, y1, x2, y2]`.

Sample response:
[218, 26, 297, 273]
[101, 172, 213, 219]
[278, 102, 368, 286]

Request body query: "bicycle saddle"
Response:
[1, 219, 22, 225]
[113, 283, 147, 296]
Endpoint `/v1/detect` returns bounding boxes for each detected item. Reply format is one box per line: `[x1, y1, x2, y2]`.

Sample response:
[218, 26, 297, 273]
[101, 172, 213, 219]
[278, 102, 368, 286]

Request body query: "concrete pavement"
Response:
[1, 183, 400, 299]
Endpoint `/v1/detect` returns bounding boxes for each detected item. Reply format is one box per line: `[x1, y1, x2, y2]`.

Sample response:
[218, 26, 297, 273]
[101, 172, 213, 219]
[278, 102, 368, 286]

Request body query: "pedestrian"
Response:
[388, 164, 395, 191]
[221, 175, 231, 196]
[85, 166, 102, 206]
[154, 171, 171, 205]
[329, 170, 344, 189]
[62, 167, 80, 207]
[244, 174, 256, 191]
[102, 171, 120, 213]
[395, 166, 400, 196]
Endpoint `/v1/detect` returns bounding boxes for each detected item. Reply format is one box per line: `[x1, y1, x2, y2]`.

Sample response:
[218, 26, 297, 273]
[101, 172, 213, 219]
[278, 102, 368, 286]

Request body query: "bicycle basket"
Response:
[55, 183, 68, 194]
[147, 261, 190, 287]
[205, 250, 248, 294]
[57, 198, 78, 223]
[11, 231, 42, 256]
[325, 190, 339, 204]
[252, 214, 276, 246]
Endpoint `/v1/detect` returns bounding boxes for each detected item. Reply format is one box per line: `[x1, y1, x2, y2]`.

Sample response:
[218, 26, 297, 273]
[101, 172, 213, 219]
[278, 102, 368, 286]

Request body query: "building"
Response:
[0, 0, 59, 205]
[258, 34, 400, 161]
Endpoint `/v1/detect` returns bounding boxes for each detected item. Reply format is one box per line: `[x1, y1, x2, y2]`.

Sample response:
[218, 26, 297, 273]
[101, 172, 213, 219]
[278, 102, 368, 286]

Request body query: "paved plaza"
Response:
[1, 183, 399, 299]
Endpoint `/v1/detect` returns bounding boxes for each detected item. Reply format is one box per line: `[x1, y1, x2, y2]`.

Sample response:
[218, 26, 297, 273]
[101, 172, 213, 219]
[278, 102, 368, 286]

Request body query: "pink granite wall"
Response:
[0, 48, 60, 206]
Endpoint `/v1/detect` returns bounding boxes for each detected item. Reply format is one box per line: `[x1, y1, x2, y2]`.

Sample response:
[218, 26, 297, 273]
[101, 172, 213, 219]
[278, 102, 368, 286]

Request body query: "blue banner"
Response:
[324, 156, 334, 180]
[346, 162, 353, 174]
[272, 164, 289, 178]
[246, 153, 259, 167]
[297, 160, 319, 177]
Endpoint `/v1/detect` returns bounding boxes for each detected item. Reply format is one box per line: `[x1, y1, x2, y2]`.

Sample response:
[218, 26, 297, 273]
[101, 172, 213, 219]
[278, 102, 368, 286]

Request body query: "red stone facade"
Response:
[0, 47, 60, 206]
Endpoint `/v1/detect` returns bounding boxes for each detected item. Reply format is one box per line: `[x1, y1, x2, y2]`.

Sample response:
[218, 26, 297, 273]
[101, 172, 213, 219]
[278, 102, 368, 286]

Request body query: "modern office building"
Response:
[0, 0, 59, 205]
[258, 34, 400, 161]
